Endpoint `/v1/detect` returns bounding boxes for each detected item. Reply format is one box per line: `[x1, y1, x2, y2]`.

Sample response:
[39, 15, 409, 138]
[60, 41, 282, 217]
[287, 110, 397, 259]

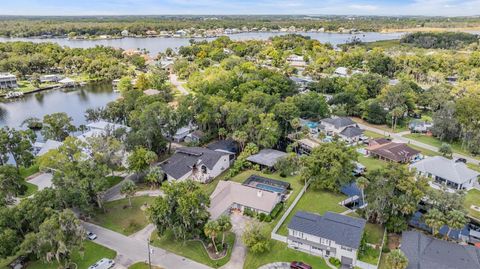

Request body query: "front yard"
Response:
[277, 189, 348, 236]
[244, 239, 330, 269]
[26, 241, 116, 269]
[91, 196, 155, 235]
[150, 230, 235, 268]
[404, 133, 476, 159]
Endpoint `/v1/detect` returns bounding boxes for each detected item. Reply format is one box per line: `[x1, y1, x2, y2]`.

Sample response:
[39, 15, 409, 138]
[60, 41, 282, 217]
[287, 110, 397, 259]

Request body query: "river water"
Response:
[0, 31, 404, 128]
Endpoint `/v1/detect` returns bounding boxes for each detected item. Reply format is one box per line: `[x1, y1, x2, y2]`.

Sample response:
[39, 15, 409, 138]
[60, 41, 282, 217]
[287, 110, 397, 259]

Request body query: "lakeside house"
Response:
[34, 139, 64, 156]
[320, 117, 364, 143]
[410, 156, 479, 192]
[287, 211, 366, 268]
[160, 147, 230, 183]
[58, 77, 76, 87]
[39, 74, 63, 83]
[367, 138, 420, 163]
[0, 73, 18, 90]
[208, 180, 282, 219]
[206, 139, 239, 164]
[246, 149, 288, 170]
[143, 89, 161, 96]
[401, 231, 480, 269]
[286, 54, 307, 69]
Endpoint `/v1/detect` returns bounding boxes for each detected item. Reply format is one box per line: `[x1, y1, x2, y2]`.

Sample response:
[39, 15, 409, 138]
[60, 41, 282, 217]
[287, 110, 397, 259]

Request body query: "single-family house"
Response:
[296, 138, 321, 155]
[34, 139, 63, 156]
[320, 117, 364, 143]
[143, 89, 161, 96]
[39, 74, 63, 83]
[409, 120, 433, 133]
[287, 211, 366, 268]
[184, 130, 205, 143]
[0, 73, 18, 89]
[58, 77, 76, 87]
[287, 54, 307, 68]
[334, 67, 348, 77]
[160, 59, 174, 74]
[290, 76, 313, 91]
[367, 138, 420, 163]
[206, 139, 239, 163]
[246, 149, 288, 169]
[208, 180, 282, 219]
[401, 231, 480, 269]
[160, 147, 230, 183]
[77, 121, 131, 142]
[410, 156, 479, 191]
[172, 124, 197, 142]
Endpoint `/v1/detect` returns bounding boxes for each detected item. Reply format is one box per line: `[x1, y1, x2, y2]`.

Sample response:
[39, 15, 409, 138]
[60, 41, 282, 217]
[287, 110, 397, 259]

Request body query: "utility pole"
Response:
[147, 240, 152, 269]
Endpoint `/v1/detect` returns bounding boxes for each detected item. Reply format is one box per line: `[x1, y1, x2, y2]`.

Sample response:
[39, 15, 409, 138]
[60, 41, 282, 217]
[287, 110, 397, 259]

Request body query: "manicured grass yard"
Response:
[26, 240, 116, 269]
[20, 164, 40, 179]
[91, 196, 154, 235]
[244, 239, 330, 269]
[277, 189, 347, 236]
[404, 133, 476, 158]
[358, 245, 381, 266]
[465, 189, 480, 220]
[358, 155, 388, 171]
[129, 262, 163, 269]
[363, 130, 387, 139]
[408, 144, 441, 157]
[150, 230, 235, 268]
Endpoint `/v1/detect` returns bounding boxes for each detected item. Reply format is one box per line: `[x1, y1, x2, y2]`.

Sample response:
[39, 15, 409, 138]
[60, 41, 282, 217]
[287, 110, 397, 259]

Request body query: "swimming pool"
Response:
[306, 122, 318, 129]
[256, 183, 286, 193]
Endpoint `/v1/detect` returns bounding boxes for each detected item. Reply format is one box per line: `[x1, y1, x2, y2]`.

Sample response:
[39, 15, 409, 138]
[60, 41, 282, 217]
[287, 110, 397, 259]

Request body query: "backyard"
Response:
[150, 230, 235, 268]
[465, 189, 480, 220]
[26, 241, 116, 269]
[358, 155, 389, 171]
[91, 196, 155, 235]
[276, 189, 348, 236]
[358, 223, 384, 265]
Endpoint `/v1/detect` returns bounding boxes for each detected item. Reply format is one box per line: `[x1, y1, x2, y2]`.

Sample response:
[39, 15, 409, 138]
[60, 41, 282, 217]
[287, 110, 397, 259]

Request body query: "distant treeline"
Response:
[1, 15, 480, 37]
[400, 32, 480, 49]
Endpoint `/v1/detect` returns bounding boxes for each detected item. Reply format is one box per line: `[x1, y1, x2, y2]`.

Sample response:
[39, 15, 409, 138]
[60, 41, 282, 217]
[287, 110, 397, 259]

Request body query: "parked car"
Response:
[456, 158, 467, 163]
[290, 261, 312, 269]
[88, 258, 114, 269]
[86, 231, 97, 240]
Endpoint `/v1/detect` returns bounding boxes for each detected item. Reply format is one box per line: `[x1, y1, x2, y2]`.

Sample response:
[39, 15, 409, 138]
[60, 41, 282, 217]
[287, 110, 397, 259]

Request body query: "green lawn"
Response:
[18, 181, 38, 198]
[351, 117, 408, 133]
[26, 240, 116, 269]
[364, 223, 384, 246]
[20, 165, 40, 179]
[408, 144, 441, 157]
[358, 155, 389, 171]
[229, 170, 304, 229]
[91, 196, 154, 235]
[277, 189, 347, 236]
[150, 230, 235, 268]
[465, 189, 480, 220]
[468, 163, 480, 173]
[106, 176, 123, 188]
[404, 133, 476, 159]
[363, 130, 387, 139]
[358, 245, 381, 266]
[129, 262, 163, 269]
[244, 239, 330, 269]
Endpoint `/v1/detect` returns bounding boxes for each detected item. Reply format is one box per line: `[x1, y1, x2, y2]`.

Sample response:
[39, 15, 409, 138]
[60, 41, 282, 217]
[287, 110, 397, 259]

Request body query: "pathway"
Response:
[220, 213, 250, 269]
[357, 122, 480, 165]
[28, 172, 53, 190]
[83, 222, 211, 269]
[169, 74, 189, 95]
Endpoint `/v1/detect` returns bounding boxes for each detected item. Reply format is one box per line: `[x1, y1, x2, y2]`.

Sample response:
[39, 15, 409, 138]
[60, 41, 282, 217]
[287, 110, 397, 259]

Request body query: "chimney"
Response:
[257, 190, 263, 198]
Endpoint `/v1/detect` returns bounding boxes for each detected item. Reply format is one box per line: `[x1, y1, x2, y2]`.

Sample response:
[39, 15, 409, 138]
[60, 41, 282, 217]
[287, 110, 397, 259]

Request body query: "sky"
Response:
[1, 0, 480, 16]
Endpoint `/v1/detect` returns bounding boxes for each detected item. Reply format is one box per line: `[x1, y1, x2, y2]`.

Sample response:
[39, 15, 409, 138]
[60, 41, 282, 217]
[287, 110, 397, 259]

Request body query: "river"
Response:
[0, 31, 404, 128]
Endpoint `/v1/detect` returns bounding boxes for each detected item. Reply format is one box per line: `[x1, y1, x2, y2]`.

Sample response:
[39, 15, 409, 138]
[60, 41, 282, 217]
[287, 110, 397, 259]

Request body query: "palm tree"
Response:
[386, 249, 409, 269]
[446, 210, 467, 238]
[232, 130, 248, 151]
[204, 220, 220, 253]
[217, 215, 232, 247]
[145, 166, 164, 189]
[356, 177, 369, 205]
[424, 208, 445, 236]
[120, 179, 137, 207]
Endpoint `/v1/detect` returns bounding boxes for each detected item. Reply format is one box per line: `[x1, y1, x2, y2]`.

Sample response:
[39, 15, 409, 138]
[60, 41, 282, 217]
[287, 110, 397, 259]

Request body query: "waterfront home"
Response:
[367, 138, 420, 163]
[208, 180, 282, 219]
[246, 149, 288, 170]
[410, 156, 479, 192]
[287, 54, 307, 69]
[206, 139, 239, 164]
[58, 77, 76, 87]
[34, 139, 63, 156]
[39, 74, 63, 83]
[401, 231, 480, 269]
[143, 89, 161, 96]
[320, 117, 364, 143]
[0, 73, 18, 90]
[77, 121, 131, 141]
[160, 147, 230, 183]
[287, 211, 366, 268]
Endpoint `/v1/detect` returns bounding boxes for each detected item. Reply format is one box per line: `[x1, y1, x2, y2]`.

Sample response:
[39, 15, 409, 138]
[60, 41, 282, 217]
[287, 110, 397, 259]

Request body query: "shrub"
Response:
[269, 202, 284, 219]
[329, 257, 341, 267]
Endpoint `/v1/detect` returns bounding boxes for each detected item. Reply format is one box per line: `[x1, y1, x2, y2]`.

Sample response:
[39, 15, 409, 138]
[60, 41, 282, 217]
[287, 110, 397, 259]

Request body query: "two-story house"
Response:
[320, 117, 364, 143]
[287, 211, 366, 268]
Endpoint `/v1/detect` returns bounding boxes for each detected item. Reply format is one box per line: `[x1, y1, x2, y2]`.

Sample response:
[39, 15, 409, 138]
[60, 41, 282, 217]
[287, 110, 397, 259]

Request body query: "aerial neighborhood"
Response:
[2, 9, 480, 269]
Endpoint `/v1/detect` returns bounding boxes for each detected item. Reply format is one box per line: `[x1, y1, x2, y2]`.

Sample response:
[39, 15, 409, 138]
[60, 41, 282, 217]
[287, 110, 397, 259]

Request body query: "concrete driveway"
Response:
[220, 213, 254, 269]
[28, 172, 53, 190]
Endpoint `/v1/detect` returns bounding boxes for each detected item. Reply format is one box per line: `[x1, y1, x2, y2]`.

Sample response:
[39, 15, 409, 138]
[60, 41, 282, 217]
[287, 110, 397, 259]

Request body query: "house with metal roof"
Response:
[287, 211, 366, 268]
[160, 147, 230, 183]
[410, 156, 479, 192]
[246, 149, 287, 169]
[401, 231, 480, 269]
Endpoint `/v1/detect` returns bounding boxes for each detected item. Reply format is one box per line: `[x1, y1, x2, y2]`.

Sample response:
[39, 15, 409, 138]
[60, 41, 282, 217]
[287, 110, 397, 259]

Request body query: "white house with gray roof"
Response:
[160, 147, 230, 183]
[410, 156, 480, 192]
[401, 231, 480, 269]
[320, 117, 364, 143]
[287, 211, 366, 268]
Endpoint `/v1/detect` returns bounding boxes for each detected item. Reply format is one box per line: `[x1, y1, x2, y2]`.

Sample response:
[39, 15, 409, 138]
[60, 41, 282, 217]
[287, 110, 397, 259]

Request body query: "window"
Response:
[321, 238, 330, 246]
[341, 246, 352, 252]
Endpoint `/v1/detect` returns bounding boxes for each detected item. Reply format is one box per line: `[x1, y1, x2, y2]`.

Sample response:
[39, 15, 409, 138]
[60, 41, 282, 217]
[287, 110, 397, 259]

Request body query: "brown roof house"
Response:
[208, 181, 282, 219]
[367, 138, 420, 163]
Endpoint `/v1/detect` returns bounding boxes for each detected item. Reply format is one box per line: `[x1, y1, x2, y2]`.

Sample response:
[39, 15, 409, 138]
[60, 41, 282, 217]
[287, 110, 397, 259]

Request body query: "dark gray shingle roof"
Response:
[401, 231, 480, 269]
[160, 147, 228, 180]
[321, 117, 356, 129]
[206, 139, 239, 154]
[340, 126, 364, 138]
[288, 211, 366, 249]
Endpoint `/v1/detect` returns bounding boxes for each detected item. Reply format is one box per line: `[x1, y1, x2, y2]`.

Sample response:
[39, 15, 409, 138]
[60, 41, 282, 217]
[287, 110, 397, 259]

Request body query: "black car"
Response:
[456, 158, 467, 163]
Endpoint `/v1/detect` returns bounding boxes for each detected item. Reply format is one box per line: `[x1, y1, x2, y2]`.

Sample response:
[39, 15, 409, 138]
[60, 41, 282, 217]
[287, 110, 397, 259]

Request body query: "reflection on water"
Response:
[0, 82, 119, 128]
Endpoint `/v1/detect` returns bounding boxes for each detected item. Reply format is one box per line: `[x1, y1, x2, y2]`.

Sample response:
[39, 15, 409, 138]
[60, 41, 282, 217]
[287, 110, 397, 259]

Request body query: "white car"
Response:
[86, 231, 97, 240]
[88, 258, 115, 269]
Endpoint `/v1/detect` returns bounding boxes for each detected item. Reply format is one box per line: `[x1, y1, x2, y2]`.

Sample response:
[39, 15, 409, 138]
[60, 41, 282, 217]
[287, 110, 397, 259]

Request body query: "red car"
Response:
[290, 261, 312, 269]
